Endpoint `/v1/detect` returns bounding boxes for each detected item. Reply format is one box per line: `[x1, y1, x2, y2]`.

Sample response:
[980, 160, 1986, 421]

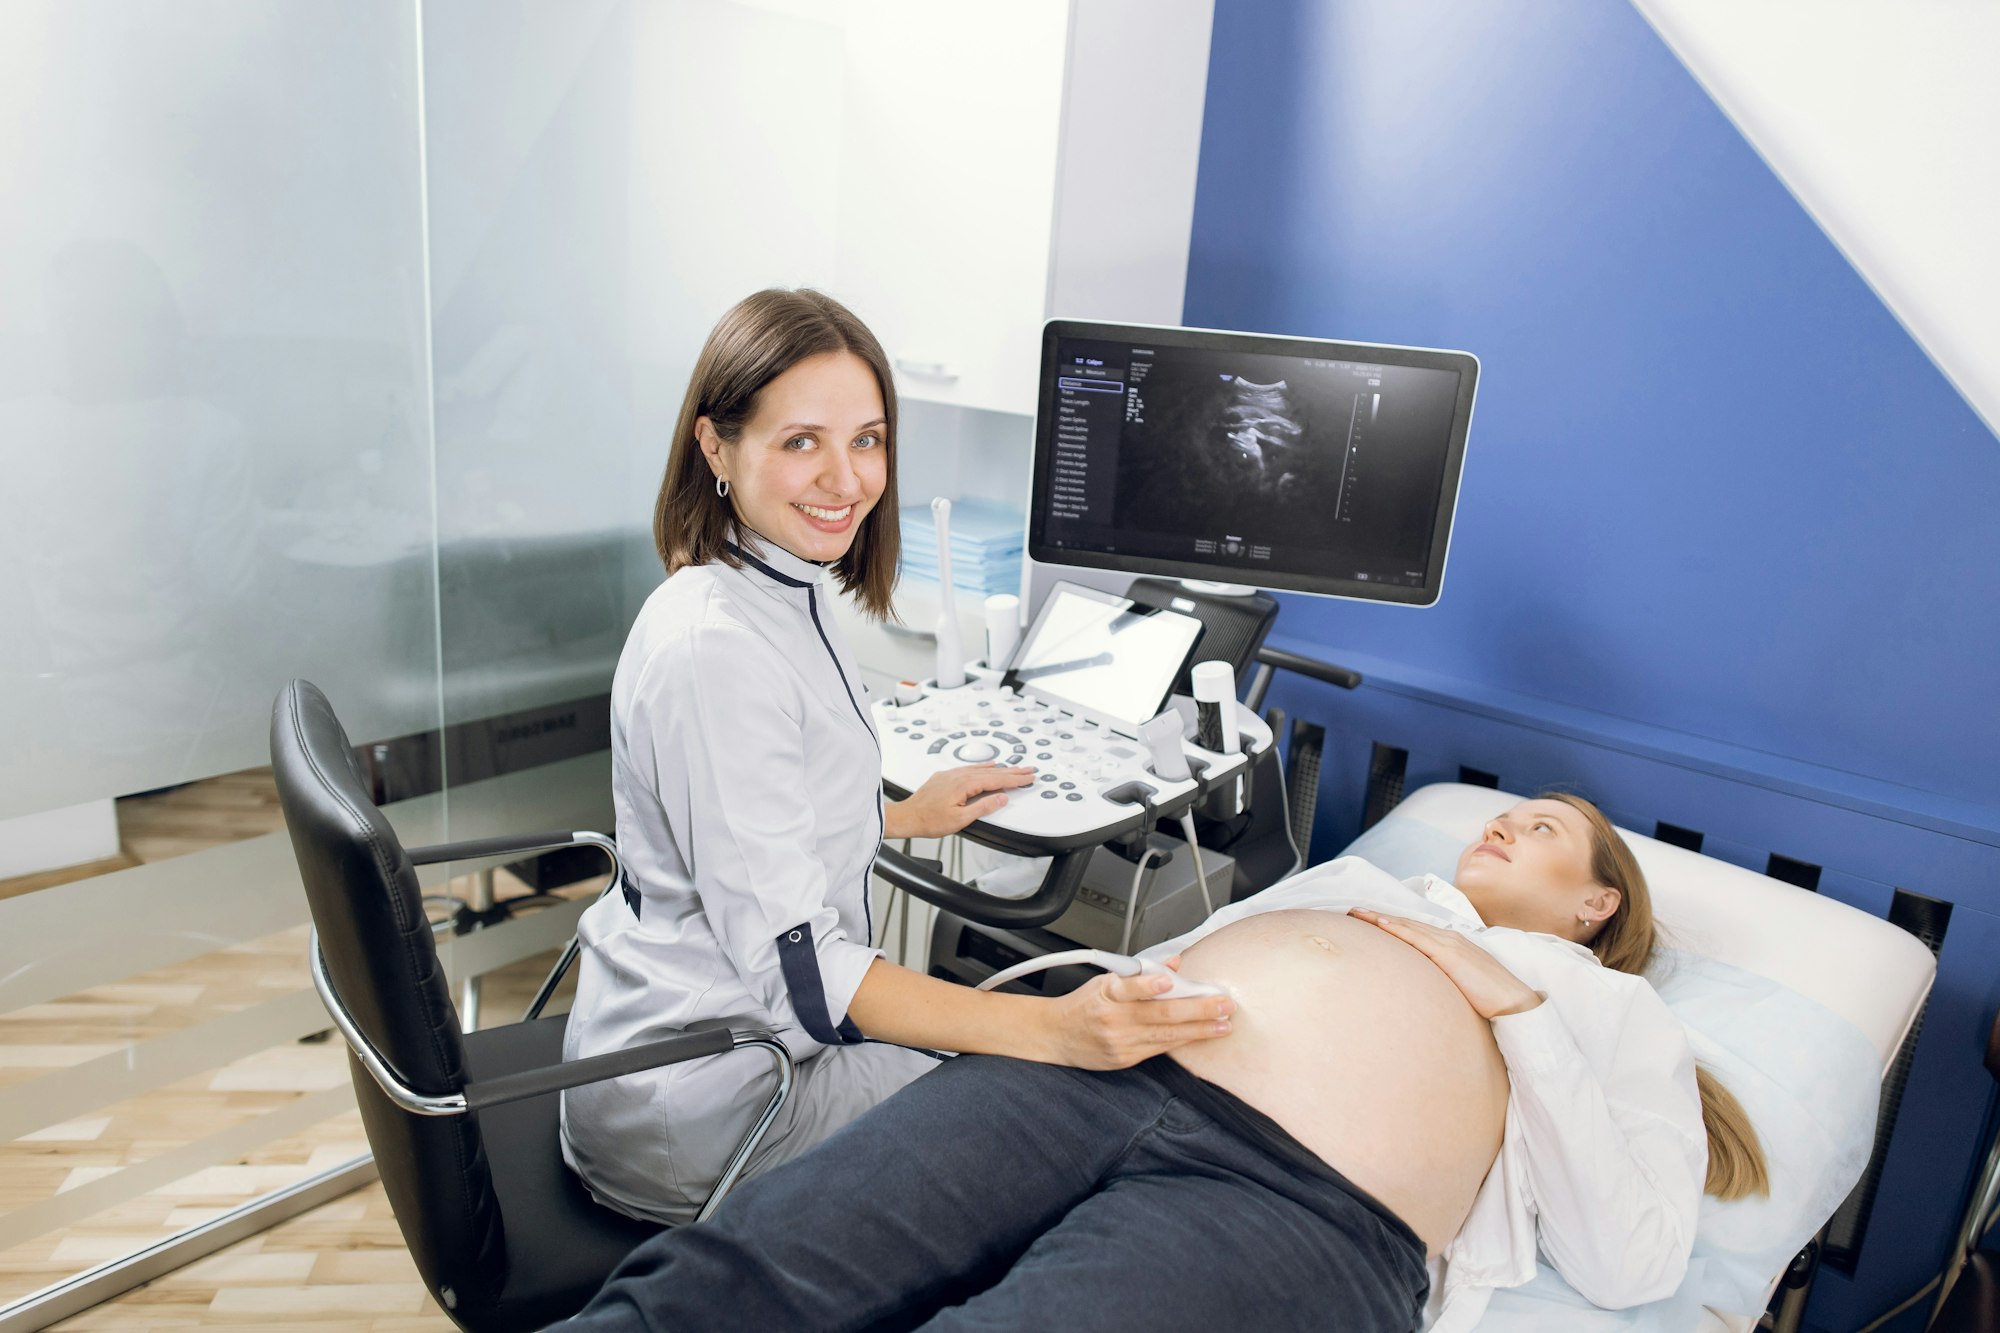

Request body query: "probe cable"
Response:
[977, 949, 1153, 993]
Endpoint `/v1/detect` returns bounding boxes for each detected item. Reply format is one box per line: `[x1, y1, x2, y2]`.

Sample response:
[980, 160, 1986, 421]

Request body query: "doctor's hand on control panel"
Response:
[884, 762, 1036, 839]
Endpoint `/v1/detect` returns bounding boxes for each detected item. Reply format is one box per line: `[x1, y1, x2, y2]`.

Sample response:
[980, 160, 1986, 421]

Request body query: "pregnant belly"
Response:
[1170, 909, 1509, 1255]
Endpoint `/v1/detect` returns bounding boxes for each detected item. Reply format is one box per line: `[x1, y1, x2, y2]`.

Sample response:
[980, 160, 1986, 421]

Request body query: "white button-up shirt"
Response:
[1142, 856, 1706, 1331]
[563, 535, 885, 1159]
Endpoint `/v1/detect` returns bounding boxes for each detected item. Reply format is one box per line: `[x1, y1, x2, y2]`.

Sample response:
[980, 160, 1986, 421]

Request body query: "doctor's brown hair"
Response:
[1545, 793, 1773, 1203]
[655, 289, 901, 619]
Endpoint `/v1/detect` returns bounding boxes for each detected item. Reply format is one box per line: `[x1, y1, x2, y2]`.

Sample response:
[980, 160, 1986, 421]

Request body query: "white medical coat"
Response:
[560, 535, 890, 1214]
[1141, 857, 1707, 1332]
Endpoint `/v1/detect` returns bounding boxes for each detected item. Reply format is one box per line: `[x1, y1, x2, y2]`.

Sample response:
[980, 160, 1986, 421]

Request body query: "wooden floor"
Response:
[2, 767, 584, 1328]
[49, 1178, 450, 1330]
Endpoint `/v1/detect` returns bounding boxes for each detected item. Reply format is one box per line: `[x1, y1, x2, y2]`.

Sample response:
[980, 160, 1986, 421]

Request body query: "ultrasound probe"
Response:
[931, 498, 965, 688]
[975, 949, 1229, 1001]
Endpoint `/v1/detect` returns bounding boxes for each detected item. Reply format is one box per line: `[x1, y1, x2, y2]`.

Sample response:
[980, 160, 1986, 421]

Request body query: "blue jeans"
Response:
[565, 1054, 1430, 1332]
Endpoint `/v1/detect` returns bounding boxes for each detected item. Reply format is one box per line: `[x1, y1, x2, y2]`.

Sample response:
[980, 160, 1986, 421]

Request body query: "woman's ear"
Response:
[1580, 886, 1622, 926]
[695, 417, 726, 478]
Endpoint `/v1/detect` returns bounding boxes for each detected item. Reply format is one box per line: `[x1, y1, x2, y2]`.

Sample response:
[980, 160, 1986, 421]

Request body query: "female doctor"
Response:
[560, 289, 1235, 1225]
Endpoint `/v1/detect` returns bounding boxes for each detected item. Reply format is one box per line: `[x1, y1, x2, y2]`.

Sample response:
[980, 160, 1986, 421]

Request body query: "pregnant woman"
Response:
[563, 794, 1769, 1333]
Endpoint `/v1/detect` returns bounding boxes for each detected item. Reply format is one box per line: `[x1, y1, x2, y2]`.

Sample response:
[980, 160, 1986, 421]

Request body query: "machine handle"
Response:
[1253, 645, 1362, 691]
[874, 843, 1093, 930]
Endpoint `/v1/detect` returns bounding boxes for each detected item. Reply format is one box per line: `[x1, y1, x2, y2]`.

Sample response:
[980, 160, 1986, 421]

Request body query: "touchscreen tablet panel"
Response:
[1005, 583, 1204, 734]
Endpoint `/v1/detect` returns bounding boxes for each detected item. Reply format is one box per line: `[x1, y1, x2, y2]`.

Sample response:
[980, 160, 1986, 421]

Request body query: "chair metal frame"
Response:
[309, 827, 795, 1225]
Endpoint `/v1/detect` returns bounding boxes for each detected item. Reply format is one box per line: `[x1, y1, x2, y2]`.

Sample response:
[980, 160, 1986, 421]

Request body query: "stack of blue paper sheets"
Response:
[899, 497, 1024, 598]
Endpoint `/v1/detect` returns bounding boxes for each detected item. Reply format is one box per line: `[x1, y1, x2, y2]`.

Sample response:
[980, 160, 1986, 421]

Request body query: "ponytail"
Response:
[1696, 1066, 1770, 1200]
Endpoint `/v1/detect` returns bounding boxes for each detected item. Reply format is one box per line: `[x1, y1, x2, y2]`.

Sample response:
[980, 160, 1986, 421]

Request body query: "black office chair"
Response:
[270, 679, 793, 1331]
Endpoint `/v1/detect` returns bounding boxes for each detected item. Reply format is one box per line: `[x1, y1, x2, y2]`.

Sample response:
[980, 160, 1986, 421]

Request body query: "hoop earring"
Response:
[715, 477, 729, 498]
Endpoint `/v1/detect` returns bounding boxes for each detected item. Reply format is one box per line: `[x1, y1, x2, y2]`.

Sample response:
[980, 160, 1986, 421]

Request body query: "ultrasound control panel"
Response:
[875, 676, 1257, 851]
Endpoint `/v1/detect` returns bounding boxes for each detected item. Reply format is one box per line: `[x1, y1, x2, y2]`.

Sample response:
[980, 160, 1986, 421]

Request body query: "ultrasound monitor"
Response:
[1028, 320, 1479, 606]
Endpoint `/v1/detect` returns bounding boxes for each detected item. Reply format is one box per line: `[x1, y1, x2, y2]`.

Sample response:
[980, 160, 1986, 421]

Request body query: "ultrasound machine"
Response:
[871, 319, 1479, 997]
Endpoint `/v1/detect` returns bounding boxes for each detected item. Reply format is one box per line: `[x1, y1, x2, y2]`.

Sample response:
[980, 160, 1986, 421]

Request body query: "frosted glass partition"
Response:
[0, 0, 442, 823]
[0, 0, 888, 1318]
[424, 1, 648, 727]
[422, 0, 845, 730]
[0, 4, 453, 1316]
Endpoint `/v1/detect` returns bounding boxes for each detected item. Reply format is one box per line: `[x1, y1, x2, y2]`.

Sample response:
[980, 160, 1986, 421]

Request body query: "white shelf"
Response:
[830, 578, 1012, 699]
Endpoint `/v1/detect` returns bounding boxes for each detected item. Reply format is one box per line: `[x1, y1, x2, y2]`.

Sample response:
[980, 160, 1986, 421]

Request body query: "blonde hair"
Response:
[1544, 793, 1772, 1202]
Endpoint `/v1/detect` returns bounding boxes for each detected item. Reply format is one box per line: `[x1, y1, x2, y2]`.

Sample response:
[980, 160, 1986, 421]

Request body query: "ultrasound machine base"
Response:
[1049, 835, 1237, 955]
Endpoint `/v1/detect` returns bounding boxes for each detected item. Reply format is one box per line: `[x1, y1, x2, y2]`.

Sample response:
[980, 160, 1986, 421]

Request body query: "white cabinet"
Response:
[815, 0, 1218, 677]
[651, 0, 1216, 676]
[834, 1, 1071, 417]
[639, 0, 1213, 418]
[826, 0, 1216, 418]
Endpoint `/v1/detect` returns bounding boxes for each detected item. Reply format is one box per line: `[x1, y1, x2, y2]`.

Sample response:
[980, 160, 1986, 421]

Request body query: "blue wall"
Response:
[1184, 2, 2000, 1329]
[1185, 0, 2000, 811]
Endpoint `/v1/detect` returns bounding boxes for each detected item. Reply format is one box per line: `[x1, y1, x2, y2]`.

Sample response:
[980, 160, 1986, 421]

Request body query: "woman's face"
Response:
[701, 350, 889, 565]
[1452, 799, 1620, 939]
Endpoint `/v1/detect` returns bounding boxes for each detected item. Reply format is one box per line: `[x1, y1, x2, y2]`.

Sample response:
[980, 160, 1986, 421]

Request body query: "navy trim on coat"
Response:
[801, 585, 886, 948]
[727, 538, 884, 950]
[727, 541, 813, 588]
[776, 921, 865, 1046]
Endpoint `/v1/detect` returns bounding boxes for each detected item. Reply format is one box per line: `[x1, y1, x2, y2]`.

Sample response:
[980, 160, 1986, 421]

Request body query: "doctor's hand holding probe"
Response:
[557, 289, 1233, 1227]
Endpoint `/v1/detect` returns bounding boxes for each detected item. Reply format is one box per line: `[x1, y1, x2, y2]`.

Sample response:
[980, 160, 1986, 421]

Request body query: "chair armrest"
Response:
[404, 830, 620, 879]
[462, 1027, 760, 1112]
[310, 928, 788, 1117]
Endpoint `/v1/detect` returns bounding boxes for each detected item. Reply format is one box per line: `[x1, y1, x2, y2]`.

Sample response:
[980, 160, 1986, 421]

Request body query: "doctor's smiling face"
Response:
[1453, 798, 1622, 944]
[699, 350, 889, 565]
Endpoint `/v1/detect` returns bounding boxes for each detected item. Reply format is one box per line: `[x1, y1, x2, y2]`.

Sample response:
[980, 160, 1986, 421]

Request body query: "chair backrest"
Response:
[270, 680, 508, 1321]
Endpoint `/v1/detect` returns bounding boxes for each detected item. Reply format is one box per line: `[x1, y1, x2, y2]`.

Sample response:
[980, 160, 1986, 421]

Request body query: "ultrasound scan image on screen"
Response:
[1029, 322, 1478, 605]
